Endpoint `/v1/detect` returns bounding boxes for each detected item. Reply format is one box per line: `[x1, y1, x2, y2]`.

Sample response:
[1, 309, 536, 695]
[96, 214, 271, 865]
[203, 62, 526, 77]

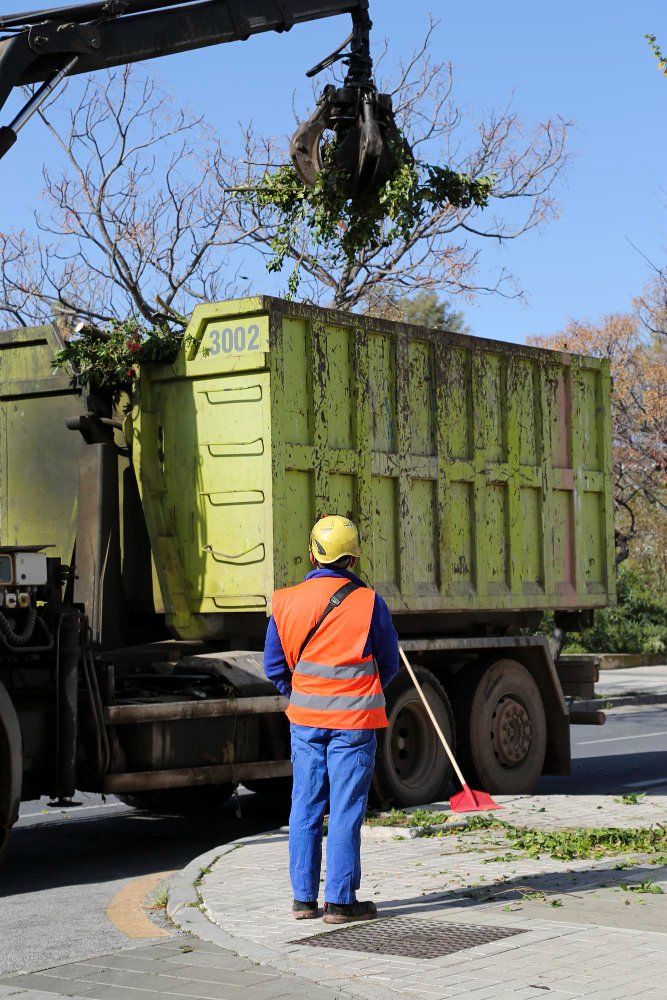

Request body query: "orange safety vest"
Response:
[272, 576, 388, 730]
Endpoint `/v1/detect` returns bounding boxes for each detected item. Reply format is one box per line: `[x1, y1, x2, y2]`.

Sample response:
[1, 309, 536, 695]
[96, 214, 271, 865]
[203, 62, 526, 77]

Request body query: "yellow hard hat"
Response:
[310, 515, 361, 564]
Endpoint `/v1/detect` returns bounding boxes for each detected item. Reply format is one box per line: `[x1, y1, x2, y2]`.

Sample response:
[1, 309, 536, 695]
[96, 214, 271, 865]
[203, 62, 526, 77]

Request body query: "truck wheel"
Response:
[458, 659, 546, 795]
[118, 784, 234, 814]
[373, 666, 454, 808]
[0, 682, 22, 867]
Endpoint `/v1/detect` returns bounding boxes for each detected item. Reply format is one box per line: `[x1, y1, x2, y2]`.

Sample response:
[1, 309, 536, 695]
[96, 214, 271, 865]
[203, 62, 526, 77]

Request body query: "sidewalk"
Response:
[573, 663, 667, 713]
[170, 793, 667, 1000]
[0, 937, 337, 1000]
[594, 664, 667, 700]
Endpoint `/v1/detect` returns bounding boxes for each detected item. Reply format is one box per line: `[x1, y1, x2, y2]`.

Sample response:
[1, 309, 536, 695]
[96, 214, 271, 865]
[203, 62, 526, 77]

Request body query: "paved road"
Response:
[0, 789, 291, 976]
[0, 703, 665, 977]
[537, 702, 667, 795]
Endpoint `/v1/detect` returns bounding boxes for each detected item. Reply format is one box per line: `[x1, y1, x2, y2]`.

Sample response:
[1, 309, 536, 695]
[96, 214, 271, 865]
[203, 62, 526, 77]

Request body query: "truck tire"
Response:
[457, 659, 546, 795]
[118, 784, 234, 814]
[0, 681, 22, 867]
[372, 666, 454, 808]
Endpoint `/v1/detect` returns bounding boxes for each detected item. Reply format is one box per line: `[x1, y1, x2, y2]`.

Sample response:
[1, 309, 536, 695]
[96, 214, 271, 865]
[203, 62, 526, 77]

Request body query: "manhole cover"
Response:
[293, 916, 527, 959]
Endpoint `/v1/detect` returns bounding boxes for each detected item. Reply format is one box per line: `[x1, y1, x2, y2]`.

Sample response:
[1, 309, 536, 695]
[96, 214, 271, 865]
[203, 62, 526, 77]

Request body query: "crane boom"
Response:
[0, 0, 368, 159]
[1, 0, 404, 198]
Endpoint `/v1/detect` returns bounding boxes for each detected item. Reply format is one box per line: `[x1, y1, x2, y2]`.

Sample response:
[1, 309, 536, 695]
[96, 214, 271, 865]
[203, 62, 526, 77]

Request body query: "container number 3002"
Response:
[206, 324, 261, 356]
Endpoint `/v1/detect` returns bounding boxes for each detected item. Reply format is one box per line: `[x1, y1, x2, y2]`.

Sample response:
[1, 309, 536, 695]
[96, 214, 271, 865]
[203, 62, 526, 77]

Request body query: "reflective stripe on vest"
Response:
[271, 576, 389, 730]
[295, 659, 378, 680]
[289, 691, 386, 712]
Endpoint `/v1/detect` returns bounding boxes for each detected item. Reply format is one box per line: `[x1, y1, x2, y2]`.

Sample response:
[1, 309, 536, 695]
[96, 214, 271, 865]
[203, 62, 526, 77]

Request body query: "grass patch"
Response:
[147, 885, 169, 910]
[193, 855, 221, 888]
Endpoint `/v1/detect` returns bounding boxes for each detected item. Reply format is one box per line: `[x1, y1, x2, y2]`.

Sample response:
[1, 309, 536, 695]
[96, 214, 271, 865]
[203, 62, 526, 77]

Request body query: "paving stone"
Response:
[76, 959, 191, 976]
[162, 956, 259, 973]
[167, 792, 667, 1000]
[117, 948, 192, 961]
[26, 965, 101, 981]
[0, 975, 101, 997]
[166, 982, 297, 1000]
[0, 993, 91, 1000]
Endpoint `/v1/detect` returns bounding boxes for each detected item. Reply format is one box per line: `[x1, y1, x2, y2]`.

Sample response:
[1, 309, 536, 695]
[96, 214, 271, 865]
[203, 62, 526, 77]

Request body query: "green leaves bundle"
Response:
[251, 138, 494, 296]
[53, 319, 183, 395]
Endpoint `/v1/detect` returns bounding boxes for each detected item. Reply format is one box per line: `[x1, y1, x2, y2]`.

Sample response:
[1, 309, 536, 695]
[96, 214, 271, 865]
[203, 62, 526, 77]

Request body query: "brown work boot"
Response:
[292, 899, 319, 919]
[322, 900, 377, 924]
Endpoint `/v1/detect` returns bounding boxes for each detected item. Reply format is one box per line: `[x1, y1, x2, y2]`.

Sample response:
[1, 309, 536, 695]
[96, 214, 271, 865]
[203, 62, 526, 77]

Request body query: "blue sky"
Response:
[1, 1, 665, 343]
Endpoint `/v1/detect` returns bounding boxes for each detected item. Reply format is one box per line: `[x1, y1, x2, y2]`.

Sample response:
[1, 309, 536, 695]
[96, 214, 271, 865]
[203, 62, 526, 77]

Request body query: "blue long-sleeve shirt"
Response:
[264, 567, 399, 699]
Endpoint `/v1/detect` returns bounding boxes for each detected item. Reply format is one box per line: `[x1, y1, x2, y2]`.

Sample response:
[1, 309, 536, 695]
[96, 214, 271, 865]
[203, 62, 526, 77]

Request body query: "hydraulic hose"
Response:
[0, 608, 54, 652]
[0, 606, 37, 645]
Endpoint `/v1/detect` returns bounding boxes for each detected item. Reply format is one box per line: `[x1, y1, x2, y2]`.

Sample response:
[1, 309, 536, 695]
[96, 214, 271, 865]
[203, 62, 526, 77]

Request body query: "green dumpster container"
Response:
[0, 325, 82, 560]
[129, 297, 615, 640]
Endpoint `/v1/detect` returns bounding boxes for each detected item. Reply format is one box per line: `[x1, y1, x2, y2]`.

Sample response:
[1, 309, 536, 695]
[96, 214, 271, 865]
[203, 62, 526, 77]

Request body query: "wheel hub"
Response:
[490, 696, 532, 767]
[389, 702, 436, 787]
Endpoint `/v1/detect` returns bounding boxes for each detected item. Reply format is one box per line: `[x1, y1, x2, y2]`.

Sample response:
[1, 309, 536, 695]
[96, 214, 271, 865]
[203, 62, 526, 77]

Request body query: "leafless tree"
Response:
[0, 21, 571, 331]
[0, 67, 253, 331]
[230, 19, 572, 310]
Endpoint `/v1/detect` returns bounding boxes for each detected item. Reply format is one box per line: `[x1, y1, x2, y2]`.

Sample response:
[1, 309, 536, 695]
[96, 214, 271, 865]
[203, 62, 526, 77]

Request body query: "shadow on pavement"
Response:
[536, 749, 667, 796]
[0, 793, 291, 898]
[377, 861, 667, 917]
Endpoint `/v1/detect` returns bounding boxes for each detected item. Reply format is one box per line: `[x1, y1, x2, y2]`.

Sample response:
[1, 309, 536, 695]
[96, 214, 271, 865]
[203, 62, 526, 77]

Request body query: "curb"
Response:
[166, 845, 247, 951]
[561, 653, 667, 671]
[362, 818, 469, 840]
[166, 835, 363, 997]
[167, 835, 292, 965]
[574, 692, 667, 712]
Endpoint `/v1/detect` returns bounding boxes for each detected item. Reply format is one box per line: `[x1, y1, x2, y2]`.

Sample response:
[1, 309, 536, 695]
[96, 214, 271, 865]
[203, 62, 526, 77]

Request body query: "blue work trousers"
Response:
[289, 724, 376, 905]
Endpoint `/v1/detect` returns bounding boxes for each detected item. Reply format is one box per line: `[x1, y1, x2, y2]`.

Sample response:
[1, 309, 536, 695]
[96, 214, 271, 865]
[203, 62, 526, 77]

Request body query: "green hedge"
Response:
[566, 568, 667, 655]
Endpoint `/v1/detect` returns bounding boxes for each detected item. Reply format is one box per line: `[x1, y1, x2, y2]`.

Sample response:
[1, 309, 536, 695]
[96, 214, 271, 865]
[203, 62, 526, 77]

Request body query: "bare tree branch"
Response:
[0, 68, 247, 331]
[229, 21, 572, 310]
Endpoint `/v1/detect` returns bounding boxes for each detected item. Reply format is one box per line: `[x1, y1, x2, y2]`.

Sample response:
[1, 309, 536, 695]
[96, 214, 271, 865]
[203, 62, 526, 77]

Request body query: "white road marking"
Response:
[20, 801, 128, 818]
[578, 730, 667, 746]
[623, 776, 667, 789]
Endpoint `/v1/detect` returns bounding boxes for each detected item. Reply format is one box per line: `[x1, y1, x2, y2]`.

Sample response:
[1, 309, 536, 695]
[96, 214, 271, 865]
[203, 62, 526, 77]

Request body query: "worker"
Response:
[264, 515, 399, 923]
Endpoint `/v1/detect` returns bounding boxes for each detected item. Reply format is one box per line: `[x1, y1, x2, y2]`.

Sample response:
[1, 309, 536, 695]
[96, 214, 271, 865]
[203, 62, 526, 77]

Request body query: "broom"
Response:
[398, 646, 501, 813]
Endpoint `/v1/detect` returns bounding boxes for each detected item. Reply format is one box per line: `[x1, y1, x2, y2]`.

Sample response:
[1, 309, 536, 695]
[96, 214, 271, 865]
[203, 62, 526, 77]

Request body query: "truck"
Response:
[0, 0, 413, 860]
[0, 295, 615, 862]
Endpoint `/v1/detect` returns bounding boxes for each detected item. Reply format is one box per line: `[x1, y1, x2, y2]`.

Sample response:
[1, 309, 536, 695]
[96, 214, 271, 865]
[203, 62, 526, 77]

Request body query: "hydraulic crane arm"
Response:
[1, 0, 405, 196]
[0, 0, 367, 159]
[0, 0, 365, 100]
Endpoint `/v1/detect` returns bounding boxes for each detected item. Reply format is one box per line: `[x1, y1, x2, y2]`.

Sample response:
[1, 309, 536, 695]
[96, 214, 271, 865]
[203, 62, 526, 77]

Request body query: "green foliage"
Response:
[619, 881, 664, 894]
[365, 807, 449, 828]
[367, 290, 469, 333]
[506, 825, 666, 861]
[52, 318, 184, 395]
[646, 34, 667, 76]
[536, 565, 667, 655]
[573, 568, 667, 655]
[399, 292, 469, 334]
[148, 886, 169, 910]
[437, 815, 666, 860]
[250, 138, 494, 297]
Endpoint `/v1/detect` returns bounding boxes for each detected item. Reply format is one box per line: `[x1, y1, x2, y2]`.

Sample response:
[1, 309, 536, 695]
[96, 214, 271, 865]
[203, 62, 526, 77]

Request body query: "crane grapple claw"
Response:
[289, 7, 410, 198]
[290, 83, 408, 198]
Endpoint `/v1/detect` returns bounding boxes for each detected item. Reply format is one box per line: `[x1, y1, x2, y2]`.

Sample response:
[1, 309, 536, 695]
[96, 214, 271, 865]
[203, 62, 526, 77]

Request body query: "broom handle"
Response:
[399, 645, 468, 788]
